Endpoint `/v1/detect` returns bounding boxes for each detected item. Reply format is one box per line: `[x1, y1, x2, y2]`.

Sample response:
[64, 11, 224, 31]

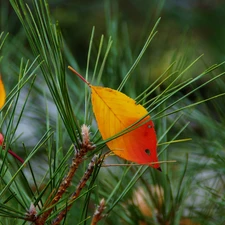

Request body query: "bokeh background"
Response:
[1, 0, 225, 224]
[1, 0, 225, 154]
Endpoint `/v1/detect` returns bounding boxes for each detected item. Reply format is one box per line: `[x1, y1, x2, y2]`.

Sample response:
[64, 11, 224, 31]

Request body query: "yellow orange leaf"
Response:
[68, 66, 160, 170]
[91, 86, 160, 169]
[0, 76, 6, 109]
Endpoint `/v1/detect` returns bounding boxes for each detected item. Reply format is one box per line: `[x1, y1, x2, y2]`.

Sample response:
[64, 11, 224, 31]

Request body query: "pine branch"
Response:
[52, 154, 98, 225]
[91, 199, 106, 225]
[34, 125, 95, 225]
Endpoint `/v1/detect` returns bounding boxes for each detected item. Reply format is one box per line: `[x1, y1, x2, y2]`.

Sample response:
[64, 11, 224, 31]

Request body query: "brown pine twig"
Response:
[34, 125, 95, 225]
[52, 154, 98, 225]
[25, 203, 38, 222]
[91, 199, 106, 225]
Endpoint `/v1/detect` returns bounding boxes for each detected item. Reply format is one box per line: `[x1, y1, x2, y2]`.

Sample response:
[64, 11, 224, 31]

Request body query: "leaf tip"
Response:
[157, 167, 162, 172]
[0, 75, 6, 109]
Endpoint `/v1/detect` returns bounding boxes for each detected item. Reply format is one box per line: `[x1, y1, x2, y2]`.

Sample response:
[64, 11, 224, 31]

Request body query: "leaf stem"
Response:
[68, 66, 91, 86]
[8, 149, 24, 163]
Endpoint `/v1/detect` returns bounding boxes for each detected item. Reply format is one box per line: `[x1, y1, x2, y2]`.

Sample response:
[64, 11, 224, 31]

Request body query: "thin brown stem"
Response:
[0, 133, 24, 163]
[68, 66, 91, 86]
[34, 147, 86, 224]
[34, 125, 95, 225]
[91, 199, 106, 225]
[52, 154, 98, 225]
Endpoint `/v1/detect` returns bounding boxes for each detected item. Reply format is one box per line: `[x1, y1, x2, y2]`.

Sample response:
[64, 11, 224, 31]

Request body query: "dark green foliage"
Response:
[0, 0, 225, 224]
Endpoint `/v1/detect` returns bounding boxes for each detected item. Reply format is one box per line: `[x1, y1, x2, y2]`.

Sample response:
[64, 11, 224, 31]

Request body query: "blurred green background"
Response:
[1, 0, 225, 152]
[1, 0, 225, 224]
[2, 0, 225, 94]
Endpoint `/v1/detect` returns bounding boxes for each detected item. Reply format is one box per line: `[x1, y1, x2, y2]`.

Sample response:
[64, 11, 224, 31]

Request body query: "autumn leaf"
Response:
[69, 66, 160, 170]
[0, 77, 24, 163]
[91, 86, 160, 169]
[0, 76, 6, 109]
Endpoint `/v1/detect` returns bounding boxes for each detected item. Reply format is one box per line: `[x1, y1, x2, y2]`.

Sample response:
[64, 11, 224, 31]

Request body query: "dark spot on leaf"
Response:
[145, 149, 151, 155]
